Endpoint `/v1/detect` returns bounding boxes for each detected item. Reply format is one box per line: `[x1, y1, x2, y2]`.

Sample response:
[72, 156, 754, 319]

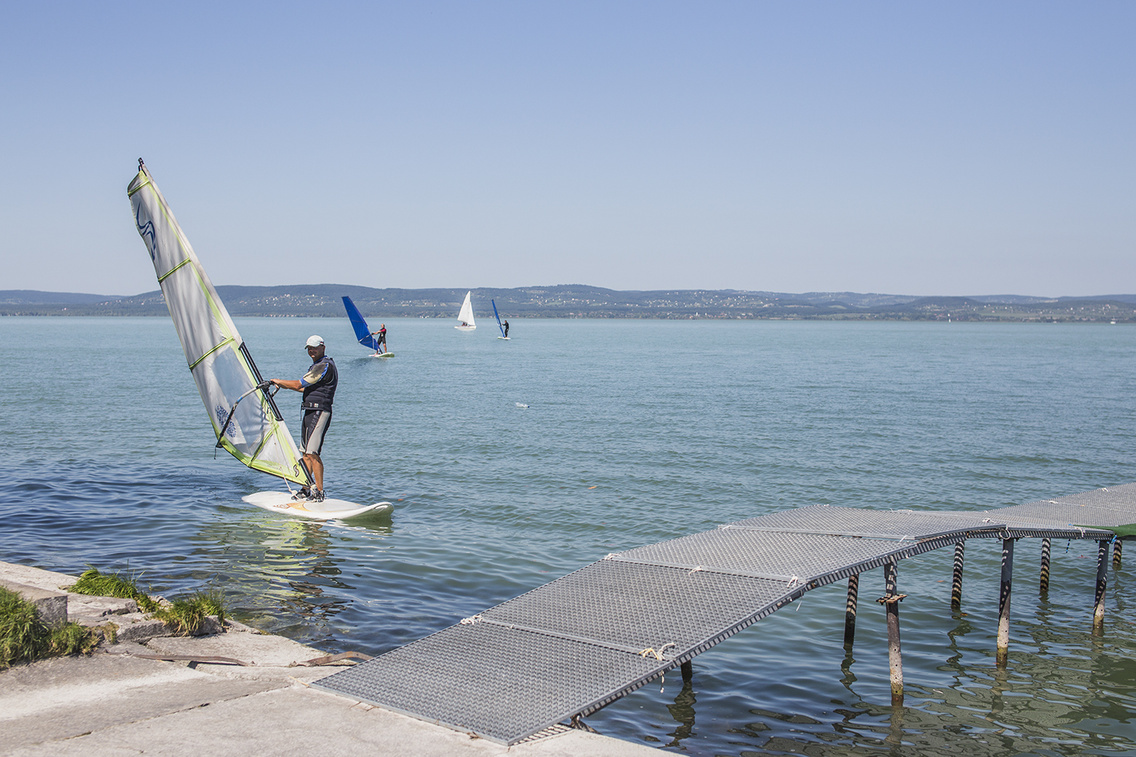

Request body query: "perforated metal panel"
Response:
[618, 528, 908, 581]
[731, 505, 1004, 540]
[316, 621, 665, 744]
[483, 560, 792, 653]
[316, 486, 1136, 745]
[988, 499, 1134, 530]
[1057, 483, 1136, 511]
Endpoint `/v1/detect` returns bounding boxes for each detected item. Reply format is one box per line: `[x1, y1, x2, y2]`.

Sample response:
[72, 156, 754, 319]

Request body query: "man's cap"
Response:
[305, 335, 325, 349]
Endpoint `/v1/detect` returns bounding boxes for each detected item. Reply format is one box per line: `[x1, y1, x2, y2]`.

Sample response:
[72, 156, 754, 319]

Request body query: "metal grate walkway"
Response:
[315, 484, 1136, 745]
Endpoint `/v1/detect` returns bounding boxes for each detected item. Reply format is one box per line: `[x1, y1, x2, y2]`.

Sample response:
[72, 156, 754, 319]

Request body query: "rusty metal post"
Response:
[996, 538, 1014, 666]
[950, 541, 965, 611]
[880, 562, 903, 703]
[1094, 539, 1109, 633]
[680, 659, 693, 683]
[844, 573, 859, 649]
[1040, 538, 1051, 597]
[1113, 539, 1123, 570]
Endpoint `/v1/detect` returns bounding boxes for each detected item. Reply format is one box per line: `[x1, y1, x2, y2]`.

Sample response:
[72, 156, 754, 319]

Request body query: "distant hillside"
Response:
[0, 290, 126, 306]
[2, 285, 1134, 322]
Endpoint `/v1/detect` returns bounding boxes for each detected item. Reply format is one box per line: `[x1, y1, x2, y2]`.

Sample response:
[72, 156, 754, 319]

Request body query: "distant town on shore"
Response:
[2, 285, 1135, 322]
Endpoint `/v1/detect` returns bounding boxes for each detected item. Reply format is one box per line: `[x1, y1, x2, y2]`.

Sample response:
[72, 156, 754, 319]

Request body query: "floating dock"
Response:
[316, 484, 1135, 745]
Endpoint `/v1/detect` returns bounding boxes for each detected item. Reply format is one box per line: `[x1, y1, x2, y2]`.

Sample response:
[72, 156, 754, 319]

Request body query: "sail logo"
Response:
[134, 202, 158, 263]
[215, 404, 237, 438]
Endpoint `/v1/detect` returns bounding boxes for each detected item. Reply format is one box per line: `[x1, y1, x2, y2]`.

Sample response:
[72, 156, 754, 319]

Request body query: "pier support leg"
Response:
[1094, 539, 1109, 633]
[680, 660, 693, 684]
[950, 541, 965, 612]
[844, 573, 859, 649]
[997, 538, 1014, 666]
[1113, 540, 1123, 570]
[1040, 538, 1051, 597]
[882, 562, 903, 704]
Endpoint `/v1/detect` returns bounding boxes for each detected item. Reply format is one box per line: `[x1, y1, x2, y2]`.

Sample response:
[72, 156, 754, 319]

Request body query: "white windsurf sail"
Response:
[456, 290, 476, 330]
[127, 160, 311, 486]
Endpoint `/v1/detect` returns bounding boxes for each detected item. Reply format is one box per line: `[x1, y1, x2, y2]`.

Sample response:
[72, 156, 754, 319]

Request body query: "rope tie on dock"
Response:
[787, 575, 802, 588]
[460, 614, 483, 625]
[876, 593, 907, 605]
[639, 642, 677, 661]
[688, 565, 703, 574]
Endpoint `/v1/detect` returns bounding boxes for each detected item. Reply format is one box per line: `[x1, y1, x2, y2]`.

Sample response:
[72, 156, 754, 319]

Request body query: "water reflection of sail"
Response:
[190, 515, 390, 640]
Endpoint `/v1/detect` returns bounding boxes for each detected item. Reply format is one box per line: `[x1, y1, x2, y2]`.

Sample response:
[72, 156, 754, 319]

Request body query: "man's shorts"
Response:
[301, 409, 332, 456]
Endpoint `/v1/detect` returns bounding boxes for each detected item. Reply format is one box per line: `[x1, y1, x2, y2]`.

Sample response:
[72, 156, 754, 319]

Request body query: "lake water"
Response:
[3, 316, 1136, 755]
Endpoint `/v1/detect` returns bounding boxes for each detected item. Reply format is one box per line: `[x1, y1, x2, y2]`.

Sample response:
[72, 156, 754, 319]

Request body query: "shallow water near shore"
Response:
[4, 316, 1136, 755]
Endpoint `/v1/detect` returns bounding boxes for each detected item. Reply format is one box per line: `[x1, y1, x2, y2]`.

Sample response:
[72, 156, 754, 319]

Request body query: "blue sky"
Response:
[2, 2, 1133, 297]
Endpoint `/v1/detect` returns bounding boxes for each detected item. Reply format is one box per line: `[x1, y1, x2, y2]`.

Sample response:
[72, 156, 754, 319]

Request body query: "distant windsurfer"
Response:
[503, 320, 509, 338]
[269, 335, 338, 503]
[370, 323, 387, 355]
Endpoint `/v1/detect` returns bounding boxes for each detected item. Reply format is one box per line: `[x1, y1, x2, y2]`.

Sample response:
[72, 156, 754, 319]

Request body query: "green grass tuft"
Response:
[0, 586, 97, 670]
[68, 568, 159, 612]
[150, 591, 226, 636]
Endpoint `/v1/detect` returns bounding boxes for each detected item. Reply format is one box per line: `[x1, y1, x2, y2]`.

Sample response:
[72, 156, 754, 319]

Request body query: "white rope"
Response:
[460, 614, 482, 626]
[638, 642, 677, 661]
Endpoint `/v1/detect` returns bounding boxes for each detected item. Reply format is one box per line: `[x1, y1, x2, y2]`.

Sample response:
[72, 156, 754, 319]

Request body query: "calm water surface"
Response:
[3, 316, 1136, 755]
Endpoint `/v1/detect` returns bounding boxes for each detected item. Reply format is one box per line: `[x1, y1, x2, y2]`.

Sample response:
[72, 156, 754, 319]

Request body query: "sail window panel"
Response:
[196, 349, 268, 452]
[195, 350, 306, 481]
[254, 430, 306, 481]
[160, 264, 234, 368]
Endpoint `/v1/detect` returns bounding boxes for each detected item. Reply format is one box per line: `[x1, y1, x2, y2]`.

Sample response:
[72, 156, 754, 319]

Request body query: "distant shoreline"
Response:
[3, 284, 1134, 322]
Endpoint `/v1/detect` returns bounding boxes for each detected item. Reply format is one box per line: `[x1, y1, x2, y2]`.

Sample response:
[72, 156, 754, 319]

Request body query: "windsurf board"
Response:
[242, 491, 392, 520]
[370, 352, 395, 358]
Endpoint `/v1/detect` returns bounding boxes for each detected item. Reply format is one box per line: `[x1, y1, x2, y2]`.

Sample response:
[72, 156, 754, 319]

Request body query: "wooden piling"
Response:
[844, 573, 859, 648]
[950, 541, 965, 611]
[1094, 539, 1109, 633]
[881, 562, 903, 703]
[680, 660, 693, 683]
[1113, 539, 1123, 570]
[1040, 538, 1051, 597]
[997, 538, 1014, 666]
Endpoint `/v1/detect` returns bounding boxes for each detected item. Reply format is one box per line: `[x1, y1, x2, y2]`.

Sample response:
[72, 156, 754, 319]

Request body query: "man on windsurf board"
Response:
[370, 323, 387, 355]
[269, 335, 338, 503]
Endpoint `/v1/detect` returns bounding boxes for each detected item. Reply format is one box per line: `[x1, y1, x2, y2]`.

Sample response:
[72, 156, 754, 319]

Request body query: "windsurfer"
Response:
[269, 335, 338, 502]
[370, 324, 387, 355]
[503, 320, 509, 338]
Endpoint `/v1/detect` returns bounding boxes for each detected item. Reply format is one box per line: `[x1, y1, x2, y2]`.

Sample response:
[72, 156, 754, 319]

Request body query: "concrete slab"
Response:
[0, 580, 67, 625]
[0, 563, 76, 592]
[66, 594, 137, 623]
[0, 653, 286, 752]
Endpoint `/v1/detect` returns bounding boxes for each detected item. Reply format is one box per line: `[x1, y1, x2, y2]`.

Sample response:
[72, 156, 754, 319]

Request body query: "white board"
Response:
[369, 352, 395, 358]
[242, 491, 393, 520]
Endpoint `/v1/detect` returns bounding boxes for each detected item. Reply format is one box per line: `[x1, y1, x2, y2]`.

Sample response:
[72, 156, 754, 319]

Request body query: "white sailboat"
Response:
[127, 160, 390, 520]
[455, 290, 476, 331]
